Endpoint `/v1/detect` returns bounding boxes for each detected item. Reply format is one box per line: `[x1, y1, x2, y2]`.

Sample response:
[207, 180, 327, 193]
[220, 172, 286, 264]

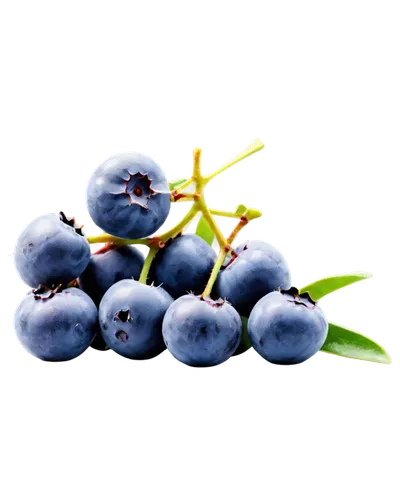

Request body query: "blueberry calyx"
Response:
[199, 296, 225, 308]
[115, 309, 130, 322]
[32, 284, 63, 301]
[280, 287, 317, 308]
[59, 211, 85, 236]
[125, 172, 157, 209]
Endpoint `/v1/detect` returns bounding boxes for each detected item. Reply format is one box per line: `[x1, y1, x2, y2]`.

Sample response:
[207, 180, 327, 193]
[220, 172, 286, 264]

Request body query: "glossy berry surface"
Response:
[162, 295, 242, 367]
[99, 279, 173, 359]
[79, 244, 144, 306]
[151, 234, 217, 298]
[215, 240, 291, 317]
[87, 152, 171, 239]
[14, 212, 91, 288]
[248, 287, 328, 365]
[15, 286, 98, 361]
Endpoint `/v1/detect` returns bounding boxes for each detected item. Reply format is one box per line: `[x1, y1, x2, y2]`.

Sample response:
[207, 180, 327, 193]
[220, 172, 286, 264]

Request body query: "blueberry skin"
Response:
[162, 295, 242, 367]
[79, 245, 144, 306]
[14, 213, 91, 288]
[99, 279, 173, 360]
[87, 152, 171, 239]
[215, 240, 291, 317]
[15, 287, 98, 361]
[248, 289, 329, 365]
[151, 234, 217, 299]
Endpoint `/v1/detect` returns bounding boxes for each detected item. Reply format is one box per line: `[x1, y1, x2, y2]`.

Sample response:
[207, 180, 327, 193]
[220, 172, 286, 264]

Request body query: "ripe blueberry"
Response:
[79, 244, 144, 306]
[150, 234, 217, 298]
[248, 287, 328, 365]
[14, 286, 98, 361]
[87, 152, 171, 239]
[215, 240, 291, 317]
[14, 212, 91, 288]
[162, 295, 242, 367]
[99, 279, 173, 359]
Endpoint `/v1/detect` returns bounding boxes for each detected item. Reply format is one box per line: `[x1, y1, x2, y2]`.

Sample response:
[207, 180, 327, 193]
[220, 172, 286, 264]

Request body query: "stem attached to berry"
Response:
[202, 248, 228, 298]
[201, 208, 260, 298]
[86, 139, 264, 288]
[139, 246, 158, 284]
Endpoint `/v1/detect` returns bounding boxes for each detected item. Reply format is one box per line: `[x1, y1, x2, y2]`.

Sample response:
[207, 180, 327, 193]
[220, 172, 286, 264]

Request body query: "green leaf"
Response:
[299, 272, 372, 301]
[321, 323, 391, 364]
[235, 204, 247, 215]
[196, 215, 214, 246]
[169, 178, 187, 191]
[233, 317, 253, 356]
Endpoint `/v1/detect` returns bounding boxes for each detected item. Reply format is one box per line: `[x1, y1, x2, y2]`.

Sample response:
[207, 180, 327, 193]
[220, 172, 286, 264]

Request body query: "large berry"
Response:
[15, 286, 98, 361]
[162, 295, 242, 367]
[14, 212, 91, 288]
[150, 234, 217, 298]
[87, 152, 171, 239]
[248, 287, 328, 365]
[215, 240, 291, 317]
[99, 279, 173, 359]
[79, 244, 144, 306]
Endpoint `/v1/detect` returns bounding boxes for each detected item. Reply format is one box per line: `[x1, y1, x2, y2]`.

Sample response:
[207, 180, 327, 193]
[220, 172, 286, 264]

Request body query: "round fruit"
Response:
[248, 287, 328, 365]
[162, 295, 242, 367]
[14, 212, 91, 288]
[99, 279, 173, 359]
[15, 286, 98, 361]
[215, 240, 291, 317]
[86, 152, 171, 239]
[79, 244, 144, 306]
[150, 234, 217, 298]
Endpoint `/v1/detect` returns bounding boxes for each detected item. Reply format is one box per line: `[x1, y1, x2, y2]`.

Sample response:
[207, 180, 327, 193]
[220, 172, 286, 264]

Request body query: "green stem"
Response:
[158, 204, 199, 242]
[209, 209, 243, 219]
[197, 197, 227, 247]
[204, 139, 264, 183]
[86, 234, 151, 246]
[174, 177, 194, 192]
[202, 248, 228, 298]
[192, 148, 202, 181]
[202, 216, 250, 298]
[139, 246, 158, 284]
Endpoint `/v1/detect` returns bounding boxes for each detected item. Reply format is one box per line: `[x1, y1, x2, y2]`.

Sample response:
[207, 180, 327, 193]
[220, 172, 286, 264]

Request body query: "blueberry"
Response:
[99, 279, 173, 359]
[248, 287, 328, 365]
[162, 295, 242, 367]
[150, 234, 217, 298]
[14, 212, 91, 288]
[79, 244, 144, 306]
[87, 152, 171, 239]
[215, 240, 291, 317]
[15, 286, 98, 361]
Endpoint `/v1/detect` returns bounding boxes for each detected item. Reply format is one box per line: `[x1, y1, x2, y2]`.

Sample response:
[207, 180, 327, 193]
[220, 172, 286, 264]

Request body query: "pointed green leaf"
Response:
[196, 215, 214, 246]
[233, 317, 253, 356]
[321, 323, 391, 364]
[169, 178, 187, 191]
[300, 272, 372, 301]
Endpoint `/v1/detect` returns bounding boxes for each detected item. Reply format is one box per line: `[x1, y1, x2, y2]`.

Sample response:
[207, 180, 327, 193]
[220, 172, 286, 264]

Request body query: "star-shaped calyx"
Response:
[281, 287, 317, 308]
[32, 284, 63, 301]
[59, 211, 85, 236]
[125, 172, 156, 209]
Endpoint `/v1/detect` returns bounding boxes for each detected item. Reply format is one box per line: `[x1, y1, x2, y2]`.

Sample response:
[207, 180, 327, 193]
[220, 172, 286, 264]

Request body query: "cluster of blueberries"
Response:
[14, 152, 329, 367]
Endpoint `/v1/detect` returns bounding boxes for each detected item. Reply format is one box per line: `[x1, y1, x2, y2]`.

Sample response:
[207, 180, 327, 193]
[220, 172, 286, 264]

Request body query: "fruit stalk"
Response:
[139, 246, 159, 284]
[201, 208, 261, 298]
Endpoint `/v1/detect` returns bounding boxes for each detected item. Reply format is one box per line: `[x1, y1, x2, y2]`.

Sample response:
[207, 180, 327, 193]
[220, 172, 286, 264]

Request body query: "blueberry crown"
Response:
[280, 286, 317, 308]
[59, 211, 85, 236]
[32, 284, 63, 301]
